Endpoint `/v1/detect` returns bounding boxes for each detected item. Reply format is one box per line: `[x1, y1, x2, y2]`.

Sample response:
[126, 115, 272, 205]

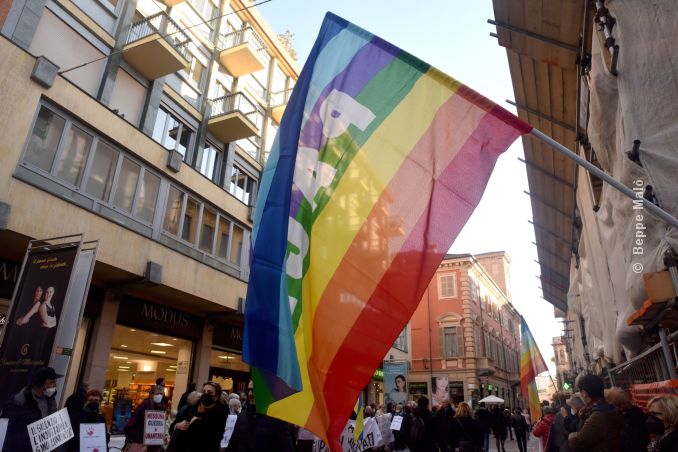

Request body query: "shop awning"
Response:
[490, 0, 590, 313]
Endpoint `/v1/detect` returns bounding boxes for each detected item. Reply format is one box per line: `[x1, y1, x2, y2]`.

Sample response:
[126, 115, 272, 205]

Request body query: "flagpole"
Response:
[530, 128, 678, 230]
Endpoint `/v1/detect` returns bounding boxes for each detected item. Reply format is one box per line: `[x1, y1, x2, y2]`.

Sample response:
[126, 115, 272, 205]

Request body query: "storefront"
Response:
[448, 381, 465, 404]
[210, 323, 249, 395]
[102, 298, 202, 433]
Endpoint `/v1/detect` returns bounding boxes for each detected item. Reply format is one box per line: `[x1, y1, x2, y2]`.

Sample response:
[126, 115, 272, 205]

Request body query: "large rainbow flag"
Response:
[520, 316, 549, 424]
[243, 12, 531, 449]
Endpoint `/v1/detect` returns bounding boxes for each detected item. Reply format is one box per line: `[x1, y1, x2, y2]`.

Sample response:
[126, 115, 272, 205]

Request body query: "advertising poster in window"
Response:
[0, 245, 78, 403]
[383, 361, 408, 406]
[431, 376, 449, 407]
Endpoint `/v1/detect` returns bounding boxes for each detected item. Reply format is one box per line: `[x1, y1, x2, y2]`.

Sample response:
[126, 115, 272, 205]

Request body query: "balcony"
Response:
[208, 92, 260, 143]
[218, 27, 267, 77]
[477, 357, 496, 376]
[269, 88, 293, 124]
[122, 12, 190, 80]
[160, 0, 184, 5]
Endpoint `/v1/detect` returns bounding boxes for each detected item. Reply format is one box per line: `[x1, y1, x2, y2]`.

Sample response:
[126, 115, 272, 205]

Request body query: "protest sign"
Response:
[143, 410, 165, 446]
[27, 408, 74, 452]
[375, 413, 394, 446]
[79, 423, 107, 451]
[313, 418, 382, 452]
[219, 414, 238, 448]
[390, 415, 403, 431]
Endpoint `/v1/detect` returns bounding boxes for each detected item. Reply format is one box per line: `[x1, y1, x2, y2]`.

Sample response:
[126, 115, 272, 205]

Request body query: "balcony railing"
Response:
[127, 12, 190, 60]
[219, 27, 267, 54]
[269, 87, 293, 108]
[207, 92, 262, 143]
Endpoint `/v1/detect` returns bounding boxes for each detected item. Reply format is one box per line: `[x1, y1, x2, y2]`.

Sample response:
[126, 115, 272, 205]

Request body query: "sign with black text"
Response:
[143, 410, 165, 446]
[27, 408, 74, 452]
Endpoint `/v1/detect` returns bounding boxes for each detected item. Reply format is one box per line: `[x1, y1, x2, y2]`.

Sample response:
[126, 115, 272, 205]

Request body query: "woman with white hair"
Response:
[228, 393, 242, 415]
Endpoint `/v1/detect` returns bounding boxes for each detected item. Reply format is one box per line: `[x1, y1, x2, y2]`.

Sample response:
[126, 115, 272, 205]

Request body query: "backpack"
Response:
[410, 416, 425, 441]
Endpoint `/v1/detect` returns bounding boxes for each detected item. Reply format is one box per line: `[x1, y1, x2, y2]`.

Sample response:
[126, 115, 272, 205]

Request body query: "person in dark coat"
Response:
[124, 384, 167, 451]
[451, 402, 482, 452]
[511, 408, 529, 452]
[173, 382, 228, 452]
[503, 408, 514, 441]
[605, 387, 649, 452]
[491, 405, 508, 452]
[177, 382, 197, 412]
[563, 393, 585, 433]
[65, 389, 109, 452]
[434, 401, 455, 451]
[0, 366, 62, 452]
[408, 396, 436, 452]
[475, 402, 492, 452]
[227, 380, 294, 452]
[392, 403, 412, 451]
[64, 380, 88, 427]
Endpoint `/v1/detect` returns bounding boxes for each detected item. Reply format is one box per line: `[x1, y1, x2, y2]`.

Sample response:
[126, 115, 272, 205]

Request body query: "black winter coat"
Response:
[182, 402, 229, 452]
[0, 387, 58, 452]
[227, 405, 294, 452]
[475, 407, 492, 432]
[65, 409, 109, 452]
[452, 416, 482, 451]
[409, 407, 436, 452]
[619, 405, 649, 452]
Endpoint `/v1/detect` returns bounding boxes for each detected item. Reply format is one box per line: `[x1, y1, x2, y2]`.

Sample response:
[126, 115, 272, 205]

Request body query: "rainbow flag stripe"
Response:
[520, 316, 549, 423]
[244, 12, 530, 448]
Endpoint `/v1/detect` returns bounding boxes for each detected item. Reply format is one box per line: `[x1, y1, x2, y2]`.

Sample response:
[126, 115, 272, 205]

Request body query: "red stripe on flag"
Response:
[316, 107, 525, 445]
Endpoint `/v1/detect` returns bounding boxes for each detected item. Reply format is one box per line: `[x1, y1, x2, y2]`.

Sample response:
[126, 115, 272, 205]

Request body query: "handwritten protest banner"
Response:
[27, 408, 74, 452]
[390, 415, 403, 431]
[143, 410, 165, 446]
[313, 417, 382, 452]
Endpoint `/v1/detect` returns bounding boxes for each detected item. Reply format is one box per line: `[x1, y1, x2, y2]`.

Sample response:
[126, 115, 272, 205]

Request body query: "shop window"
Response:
[25, 107, 66, 172]
[209, 350, 250, 394]
[438, 274, 456, 298]
[105, 325, 193, 432]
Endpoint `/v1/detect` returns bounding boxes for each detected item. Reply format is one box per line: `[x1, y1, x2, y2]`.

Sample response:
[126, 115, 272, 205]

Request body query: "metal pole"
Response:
[659, 329, 678, 381]
[530, 129, 678, 230]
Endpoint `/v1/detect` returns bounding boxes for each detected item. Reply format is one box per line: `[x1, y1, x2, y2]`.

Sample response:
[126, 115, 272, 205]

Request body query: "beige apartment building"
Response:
[0, 0, 298, 429]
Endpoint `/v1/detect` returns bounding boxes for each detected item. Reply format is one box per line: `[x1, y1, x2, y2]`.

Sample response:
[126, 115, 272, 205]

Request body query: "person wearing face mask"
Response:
[124, 384, 167, 451]
[0, 366, 62, 452]
[567, 374, 623, 452]
[647, 395, 678, 452]
[172, 382, 228, 452]
[227, 380, 295, 452]
[64, 389, 109, 451]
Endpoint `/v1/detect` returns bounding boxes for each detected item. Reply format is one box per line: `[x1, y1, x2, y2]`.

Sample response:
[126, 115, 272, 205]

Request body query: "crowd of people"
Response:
[1, 369, 678, 451]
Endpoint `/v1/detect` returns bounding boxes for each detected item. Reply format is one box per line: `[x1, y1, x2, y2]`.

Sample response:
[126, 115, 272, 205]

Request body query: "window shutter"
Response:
[456, 326, 463, 357]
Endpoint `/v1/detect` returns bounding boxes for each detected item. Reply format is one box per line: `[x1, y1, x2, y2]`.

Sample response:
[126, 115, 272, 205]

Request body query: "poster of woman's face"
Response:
[432, 376, 449, 407]
[383, 361, 408, 406]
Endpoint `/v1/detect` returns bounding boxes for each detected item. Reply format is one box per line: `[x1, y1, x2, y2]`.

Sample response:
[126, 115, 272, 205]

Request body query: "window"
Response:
[439, 274, 456, 298]
[474, 328, 481, 356]
[113, 157, 140, 212]
[199, 207, 217, 252]
[216, 216, 231, 260]
[23, 105, 162, 227]
[152, 107, 195, 159]
[164, 185, 183, 236]
[25, 107, 66, 171]
[190, 0, 218, 23]
[188, 56, 206, 88]
[443, 326, 463, 358]
[182, 197, 200, 244]
[229, 164, 255, 205]
[54, 126, 92, 186]
[85, 141, 118, 201]
[230, 224, 243, 265]
[198, 143, 221, 182]
[393, 327, 408, 352]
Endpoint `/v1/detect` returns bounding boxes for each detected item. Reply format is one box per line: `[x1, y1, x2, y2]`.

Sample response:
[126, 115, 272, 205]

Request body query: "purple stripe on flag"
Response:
[289, 39, 398, 218]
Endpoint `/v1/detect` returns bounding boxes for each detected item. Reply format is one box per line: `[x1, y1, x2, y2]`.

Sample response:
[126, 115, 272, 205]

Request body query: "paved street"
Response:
[488, 433, 541, 452]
